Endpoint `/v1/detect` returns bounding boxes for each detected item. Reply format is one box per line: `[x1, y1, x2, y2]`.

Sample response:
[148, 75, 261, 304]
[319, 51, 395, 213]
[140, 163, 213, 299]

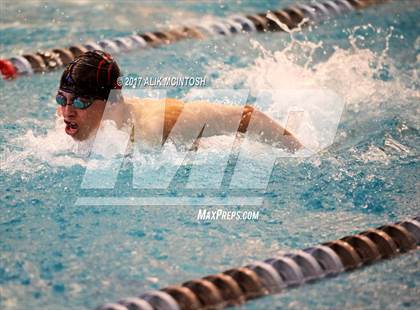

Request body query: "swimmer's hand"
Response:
[238, 105, 302, 152]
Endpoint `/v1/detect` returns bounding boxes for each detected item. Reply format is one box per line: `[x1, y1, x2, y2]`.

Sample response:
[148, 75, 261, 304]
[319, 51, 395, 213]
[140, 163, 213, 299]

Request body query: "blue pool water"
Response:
[0, 0, 419, 309]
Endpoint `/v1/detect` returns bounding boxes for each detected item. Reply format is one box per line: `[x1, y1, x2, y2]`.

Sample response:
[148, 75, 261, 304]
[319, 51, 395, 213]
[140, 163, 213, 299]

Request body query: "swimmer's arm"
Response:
[183, 102, 302, 152]
[236, 105, 302, 152]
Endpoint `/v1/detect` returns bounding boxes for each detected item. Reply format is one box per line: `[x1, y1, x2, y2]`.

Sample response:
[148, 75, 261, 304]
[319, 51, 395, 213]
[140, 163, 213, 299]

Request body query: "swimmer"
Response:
[56, 50, 302, 151]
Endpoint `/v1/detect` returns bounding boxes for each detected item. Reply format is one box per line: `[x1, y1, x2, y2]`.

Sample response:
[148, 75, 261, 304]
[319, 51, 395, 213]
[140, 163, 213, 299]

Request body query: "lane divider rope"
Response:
[97, 216, 419, 310]
[0, 0, 387, 80]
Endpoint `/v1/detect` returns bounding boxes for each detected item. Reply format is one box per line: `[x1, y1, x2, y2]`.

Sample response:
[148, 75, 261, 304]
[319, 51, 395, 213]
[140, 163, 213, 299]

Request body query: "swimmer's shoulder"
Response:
[123, 97, 183, 146]
[123, 97, 186, 118]
[123, 97, 184, 108]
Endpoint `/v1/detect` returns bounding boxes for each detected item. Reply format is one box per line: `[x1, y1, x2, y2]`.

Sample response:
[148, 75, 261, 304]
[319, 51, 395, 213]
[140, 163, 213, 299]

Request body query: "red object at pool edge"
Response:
[0, 59, 17, 79]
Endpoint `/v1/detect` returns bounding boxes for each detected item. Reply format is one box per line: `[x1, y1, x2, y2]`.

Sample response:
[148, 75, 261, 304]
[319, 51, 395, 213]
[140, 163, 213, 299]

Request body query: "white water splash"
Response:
[2, 118, 88, 174]
[211, 25, 419, 112]
[2, 26, 418, 174]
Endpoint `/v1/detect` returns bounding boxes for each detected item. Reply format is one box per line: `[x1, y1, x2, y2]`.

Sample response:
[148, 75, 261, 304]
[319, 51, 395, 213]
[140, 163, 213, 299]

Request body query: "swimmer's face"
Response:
[57, 90, 106, 140]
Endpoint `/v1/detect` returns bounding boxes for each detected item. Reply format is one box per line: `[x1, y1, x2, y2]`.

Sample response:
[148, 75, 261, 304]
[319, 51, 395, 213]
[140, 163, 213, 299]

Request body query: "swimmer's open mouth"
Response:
[64, 120, 79, 136]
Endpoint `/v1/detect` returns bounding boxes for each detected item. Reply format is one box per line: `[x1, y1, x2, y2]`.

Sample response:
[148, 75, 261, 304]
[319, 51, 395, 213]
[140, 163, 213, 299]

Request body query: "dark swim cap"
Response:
[59, 50, 122, 101]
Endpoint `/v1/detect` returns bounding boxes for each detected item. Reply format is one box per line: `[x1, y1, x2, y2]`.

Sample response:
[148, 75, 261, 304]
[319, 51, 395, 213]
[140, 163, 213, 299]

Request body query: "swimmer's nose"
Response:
[62, 102, 76, 117]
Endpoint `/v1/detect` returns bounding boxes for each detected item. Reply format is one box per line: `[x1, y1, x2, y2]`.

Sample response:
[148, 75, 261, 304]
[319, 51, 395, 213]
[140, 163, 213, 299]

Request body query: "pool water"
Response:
[0, 0, 419, 309]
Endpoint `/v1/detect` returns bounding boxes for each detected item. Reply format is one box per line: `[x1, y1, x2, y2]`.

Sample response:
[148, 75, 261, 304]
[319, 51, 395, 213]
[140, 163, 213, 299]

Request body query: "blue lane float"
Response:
[139, 291, 180, 310]
[96, 216, 419, 310]
[9, 56, 33, 75]
[265, 255, 305, 287]
[0, 0, 388, 80]
[97, 304, 128, 310]
[303, 245, 344, 275]
[244, 261, 285, 294]
[284, 250, 325, 282]
[84, 41, 103, 51]
[118, 298, 154, 310]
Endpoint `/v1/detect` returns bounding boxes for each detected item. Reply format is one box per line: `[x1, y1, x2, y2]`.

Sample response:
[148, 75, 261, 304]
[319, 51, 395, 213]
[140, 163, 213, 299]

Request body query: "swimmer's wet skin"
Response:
[56, 50, 302, 152]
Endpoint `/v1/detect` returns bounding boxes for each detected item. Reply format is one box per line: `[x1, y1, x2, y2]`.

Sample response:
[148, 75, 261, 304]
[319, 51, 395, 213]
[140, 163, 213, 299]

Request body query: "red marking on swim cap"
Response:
[107, 62, 113, 84]
[96, 59, 106, 84]
[0, 59, 17, 79]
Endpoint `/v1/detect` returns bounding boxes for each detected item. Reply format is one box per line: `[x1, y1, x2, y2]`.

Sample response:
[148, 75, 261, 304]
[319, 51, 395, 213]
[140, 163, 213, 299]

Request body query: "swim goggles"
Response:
[55, 93, 100, 110]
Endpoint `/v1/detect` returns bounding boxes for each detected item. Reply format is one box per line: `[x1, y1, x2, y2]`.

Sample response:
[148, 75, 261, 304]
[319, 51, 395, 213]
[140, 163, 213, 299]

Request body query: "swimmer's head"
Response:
[56, 50, 122, 140]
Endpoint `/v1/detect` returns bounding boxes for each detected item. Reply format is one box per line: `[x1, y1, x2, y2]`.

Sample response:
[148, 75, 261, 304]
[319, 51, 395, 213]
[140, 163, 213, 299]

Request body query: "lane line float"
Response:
[97, 216, 419, 310]
[0, 0, 388, 80]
